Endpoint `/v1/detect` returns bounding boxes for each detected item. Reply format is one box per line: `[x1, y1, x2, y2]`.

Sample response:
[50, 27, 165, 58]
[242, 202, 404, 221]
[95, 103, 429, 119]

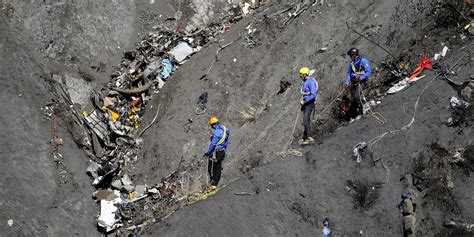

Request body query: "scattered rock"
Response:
[460, 84, 473, 102]
[402, 199, 414, 215]
[403, 215, 416, 234]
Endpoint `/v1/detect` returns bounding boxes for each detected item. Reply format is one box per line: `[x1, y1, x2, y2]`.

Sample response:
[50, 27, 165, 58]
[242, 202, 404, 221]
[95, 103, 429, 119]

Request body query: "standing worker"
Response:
[343, 48, 371, 120]
[299, 67, 318, 145]
[203, 116, 230, 192]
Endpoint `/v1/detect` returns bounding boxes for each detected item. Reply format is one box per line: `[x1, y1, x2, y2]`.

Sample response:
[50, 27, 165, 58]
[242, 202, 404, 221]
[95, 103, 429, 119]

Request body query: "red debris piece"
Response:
[408, 56, 432, 81]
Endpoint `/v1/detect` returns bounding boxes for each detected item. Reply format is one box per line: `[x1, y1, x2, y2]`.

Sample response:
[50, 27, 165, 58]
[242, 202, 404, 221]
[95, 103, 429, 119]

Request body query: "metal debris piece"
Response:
[147, 187, 159, 194]
[169, 42, 194, 63]
[84, 109, 109, 142]
[353, 142, 367, 163]
[121, 174, 133, 186]
[111, 80, 155, 95]
[91, 133, 105, 158]
[97, 190, 122, 232]
[112, 179, 123, 190]
[434, 46, 449, 60]
[135, 185, 147, 198]
[452, 148, 464, 163]
[450, 96, 469, 109]
[86, 161, 101, 179]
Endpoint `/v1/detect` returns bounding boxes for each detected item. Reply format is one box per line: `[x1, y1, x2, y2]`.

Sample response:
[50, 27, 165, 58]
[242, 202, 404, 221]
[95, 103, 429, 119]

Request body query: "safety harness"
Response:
[300, 77, 319, 95]
[350, 59, 366, 77]
[216, 126, 228, 147]
[209, 126, 228, 152]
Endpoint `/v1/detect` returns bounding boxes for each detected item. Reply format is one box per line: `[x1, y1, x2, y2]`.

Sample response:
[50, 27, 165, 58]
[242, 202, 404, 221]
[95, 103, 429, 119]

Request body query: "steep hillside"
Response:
[140, 0, 473, 236]
[1, 0, 472, 236]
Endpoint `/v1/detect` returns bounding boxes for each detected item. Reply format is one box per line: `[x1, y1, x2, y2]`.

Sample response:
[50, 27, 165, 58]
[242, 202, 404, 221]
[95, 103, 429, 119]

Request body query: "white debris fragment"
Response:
[353, 142, 367, 163]
[434, 46, 449, 60]
[408, 74, 425, 83]
[242, 2, 251, 16]
[135, 185, 147, 198]
[148, 187, 159, 194]
[362, 100, 377, 114]
[97, 190, 122, 232]
[452, 150, 464, 163]
[387, 78, 409, 94]
[450, 96, 469, 109]
[169, 42, 194, 63]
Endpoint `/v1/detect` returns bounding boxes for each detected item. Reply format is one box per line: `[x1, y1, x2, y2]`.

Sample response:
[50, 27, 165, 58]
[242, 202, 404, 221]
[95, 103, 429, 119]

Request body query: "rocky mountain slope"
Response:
[1, 0, 472, 236]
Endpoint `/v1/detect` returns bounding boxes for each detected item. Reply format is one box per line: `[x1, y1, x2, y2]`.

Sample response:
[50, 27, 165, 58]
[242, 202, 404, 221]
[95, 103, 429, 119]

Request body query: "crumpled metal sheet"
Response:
[84, 109, 109, 142]
[169, 42, 194, 62]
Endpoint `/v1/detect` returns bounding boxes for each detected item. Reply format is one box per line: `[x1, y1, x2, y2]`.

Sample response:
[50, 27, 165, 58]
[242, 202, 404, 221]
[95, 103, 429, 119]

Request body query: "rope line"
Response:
[358, 84, 386, 124]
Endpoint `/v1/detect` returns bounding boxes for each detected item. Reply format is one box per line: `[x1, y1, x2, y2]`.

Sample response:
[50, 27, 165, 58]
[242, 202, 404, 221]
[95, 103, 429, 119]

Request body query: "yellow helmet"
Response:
[299, 67, 310, 75]
[209, 116, 219, 125]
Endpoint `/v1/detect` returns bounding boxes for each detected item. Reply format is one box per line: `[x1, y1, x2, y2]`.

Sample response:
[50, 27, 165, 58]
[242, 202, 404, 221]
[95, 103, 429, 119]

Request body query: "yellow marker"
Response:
[109, 110, 119, 122]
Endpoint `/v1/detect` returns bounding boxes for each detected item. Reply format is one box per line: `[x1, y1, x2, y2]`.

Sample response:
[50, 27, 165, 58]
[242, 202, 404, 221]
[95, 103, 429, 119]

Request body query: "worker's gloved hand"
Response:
[343, 84, 349, 91]
[355, 77, 361, 82]
[299, 98, 305, 106]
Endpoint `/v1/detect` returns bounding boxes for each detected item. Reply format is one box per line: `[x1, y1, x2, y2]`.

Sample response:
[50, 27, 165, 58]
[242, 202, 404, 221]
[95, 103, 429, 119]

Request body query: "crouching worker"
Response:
[203, 116, 230, 192]
[299, 67, 318, 145]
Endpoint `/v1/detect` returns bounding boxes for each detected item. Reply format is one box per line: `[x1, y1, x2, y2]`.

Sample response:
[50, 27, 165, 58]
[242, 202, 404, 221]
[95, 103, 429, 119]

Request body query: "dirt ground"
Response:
[1, 0, 472, 236]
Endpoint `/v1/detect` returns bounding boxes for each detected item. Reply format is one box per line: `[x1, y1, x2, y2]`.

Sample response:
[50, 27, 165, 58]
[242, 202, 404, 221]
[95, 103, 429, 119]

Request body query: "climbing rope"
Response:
[280, 103, 301, 151]
[278, 89, 343, 157]
[313, 89, 344, 122]
[186, 177, 240, 205]
[358, 84, 386, 124]
[137, 104, 161, 138]
[277, 148, 303, 157]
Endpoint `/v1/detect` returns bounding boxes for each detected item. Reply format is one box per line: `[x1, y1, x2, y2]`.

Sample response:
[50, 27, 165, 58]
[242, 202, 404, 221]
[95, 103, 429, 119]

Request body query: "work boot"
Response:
[307, 137, 315, 143]
[207, 185, 217, 193]
[300, 139, 310, 145]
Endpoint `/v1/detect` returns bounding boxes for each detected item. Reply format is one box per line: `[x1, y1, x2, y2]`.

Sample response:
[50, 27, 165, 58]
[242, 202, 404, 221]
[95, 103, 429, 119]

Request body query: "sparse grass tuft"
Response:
[239, 102, 267, 127]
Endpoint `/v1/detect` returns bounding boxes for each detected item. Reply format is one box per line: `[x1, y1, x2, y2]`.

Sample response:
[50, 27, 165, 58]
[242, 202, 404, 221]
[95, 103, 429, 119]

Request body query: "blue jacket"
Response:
[301, 77, 318, 103]
[206, 123, 230, 155]
[344, 56, 371, 85]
